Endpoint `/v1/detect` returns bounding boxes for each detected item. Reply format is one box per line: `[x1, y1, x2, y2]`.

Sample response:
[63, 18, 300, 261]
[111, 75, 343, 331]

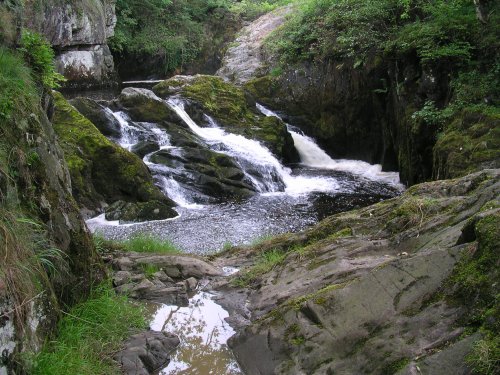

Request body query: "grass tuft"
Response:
[121, 233, 182, 254]
[33, 281, 146, 375]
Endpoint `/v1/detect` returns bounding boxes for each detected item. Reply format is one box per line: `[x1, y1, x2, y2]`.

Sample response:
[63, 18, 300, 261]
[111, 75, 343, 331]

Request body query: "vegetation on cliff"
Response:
[110, 0, 293, 77]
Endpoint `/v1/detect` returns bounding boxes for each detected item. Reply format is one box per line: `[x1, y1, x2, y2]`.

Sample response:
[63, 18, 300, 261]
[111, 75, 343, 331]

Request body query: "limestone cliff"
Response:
[23, 0, 117, 87]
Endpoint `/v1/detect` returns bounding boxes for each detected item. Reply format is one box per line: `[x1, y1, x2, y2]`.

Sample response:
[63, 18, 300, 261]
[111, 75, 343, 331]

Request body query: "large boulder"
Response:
[114, 331, 180, 375]
[70, 97, 121, 138]
[153, 75, 299, 163]
[51, 91, 177, 221]
[24, 0, 117, 86]
[117, 88, 181, 123]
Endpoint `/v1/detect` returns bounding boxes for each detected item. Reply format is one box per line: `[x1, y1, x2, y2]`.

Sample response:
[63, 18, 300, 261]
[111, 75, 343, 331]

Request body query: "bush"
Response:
[0, 47, 36, 121]
[18, 30, 65, 90]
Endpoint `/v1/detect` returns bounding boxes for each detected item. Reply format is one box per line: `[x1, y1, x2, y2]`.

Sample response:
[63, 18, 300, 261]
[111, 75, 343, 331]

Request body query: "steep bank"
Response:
[219, 1, 500, 185]
[0, 50, 103, 373]
[216, 169, 499, 374]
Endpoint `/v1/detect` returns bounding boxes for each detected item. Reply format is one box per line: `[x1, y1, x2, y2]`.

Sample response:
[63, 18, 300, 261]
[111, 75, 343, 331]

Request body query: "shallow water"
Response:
[147, 291, 242, 374]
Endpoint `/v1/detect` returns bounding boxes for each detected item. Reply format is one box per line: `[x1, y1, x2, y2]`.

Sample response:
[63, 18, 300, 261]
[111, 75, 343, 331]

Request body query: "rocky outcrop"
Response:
[24, 0, 117, 87]
[51, 92, 177, 222]
[216, 5, 293, 84]
[153, 75, 299, 163]
[114, 331, 180, 375]
[216, 169, 500, 374]
[0, 91, 104, 372]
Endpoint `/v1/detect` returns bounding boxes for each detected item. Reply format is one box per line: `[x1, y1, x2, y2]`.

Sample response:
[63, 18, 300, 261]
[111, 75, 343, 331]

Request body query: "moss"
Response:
[380, 357, 410, 374]
[51, 92, 171, 212]
[433, 109, 500, 180]
[155, 75, 297, 161]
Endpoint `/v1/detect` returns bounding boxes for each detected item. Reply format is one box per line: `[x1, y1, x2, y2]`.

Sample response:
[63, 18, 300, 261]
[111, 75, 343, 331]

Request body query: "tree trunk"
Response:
[473, 0, 489, 24]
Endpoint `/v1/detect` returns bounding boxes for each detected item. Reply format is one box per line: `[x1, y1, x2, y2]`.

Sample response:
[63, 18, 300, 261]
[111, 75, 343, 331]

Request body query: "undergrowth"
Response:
[234, 248, 286, 286]
[120, 233, 181, 254]
[33, 281, 146, 375]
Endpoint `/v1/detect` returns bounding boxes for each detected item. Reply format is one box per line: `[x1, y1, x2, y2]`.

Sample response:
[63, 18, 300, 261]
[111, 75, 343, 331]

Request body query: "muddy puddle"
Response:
[147, 290, 242, 374]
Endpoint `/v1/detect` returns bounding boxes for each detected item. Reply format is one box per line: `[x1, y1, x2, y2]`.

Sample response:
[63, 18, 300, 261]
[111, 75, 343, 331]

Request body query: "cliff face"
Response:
[0, 93, 104, 373]
[24, 0, 117, 87]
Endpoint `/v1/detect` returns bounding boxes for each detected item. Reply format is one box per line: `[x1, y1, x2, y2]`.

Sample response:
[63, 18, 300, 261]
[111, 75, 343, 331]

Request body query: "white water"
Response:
[167, 98, 340, 196]
[110, 110, 201, 208]
[256, 103, 403, 187]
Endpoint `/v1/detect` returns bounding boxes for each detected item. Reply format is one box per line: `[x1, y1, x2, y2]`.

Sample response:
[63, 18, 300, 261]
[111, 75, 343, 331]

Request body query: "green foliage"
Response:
[121, 233, 181, 254]
[411, 100, 451, 127]
[234, 248, 286, 286]
[18, 30, 65, 90]
[467, 335, 500, 375]
[230, 0, 292, 20]
[450, 213, 499, 374]
[141, 263, 161, 278]
[0, 47, 37, 121]
[33, 281, 146, 375]
[110, 0, 232, 73]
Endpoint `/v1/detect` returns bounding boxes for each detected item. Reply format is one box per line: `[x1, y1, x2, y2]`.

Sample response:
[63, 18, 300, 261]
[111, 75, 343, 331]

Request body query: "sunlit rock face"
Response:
[24, 0, 117, 87]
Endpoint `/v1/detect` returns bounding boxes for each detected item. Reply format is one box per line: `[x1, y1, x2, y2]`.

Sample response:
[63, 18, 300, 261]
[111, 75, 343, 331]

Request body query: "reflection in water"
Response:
[149, 292, 242, 374]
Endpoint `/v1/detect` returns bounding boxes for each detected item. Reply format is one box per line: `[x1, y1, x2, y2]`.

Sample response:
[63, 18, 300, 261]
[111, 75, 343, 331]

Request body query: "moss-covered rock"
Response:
[433, 109, 500, 180]
[105, 200, 178, 223]
[70, 97, 121, 138]
[117, 87, 181, 123]
[153, 75, 299, 163]
[51, 91, 176, 220]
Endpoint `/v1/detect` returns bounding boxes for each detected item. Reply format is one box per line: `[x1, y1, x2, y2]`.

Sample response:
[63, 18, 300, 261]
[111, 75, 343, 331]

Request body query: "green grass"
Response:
[121, 233, 182, 254]
[33, 281, 146, 375]
[141, 263, 161, 279]
[234, 248, 286, 286]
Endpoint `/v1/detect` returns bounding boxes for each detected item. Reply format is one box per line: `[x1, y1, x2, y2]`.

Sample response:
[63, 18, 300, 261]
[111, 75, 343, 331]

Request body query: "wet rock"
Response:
[130, 141, 160, 158]
[105, 200, 178, 223]
[114, 331, 180, 375]
[52, 92, 176, 217]
[152, 75, 299, 163]
[117, 88, 181, 123]
[184, 277, 198, 292]
[150, 147, 256, 201]
[70, 97, 122, 138]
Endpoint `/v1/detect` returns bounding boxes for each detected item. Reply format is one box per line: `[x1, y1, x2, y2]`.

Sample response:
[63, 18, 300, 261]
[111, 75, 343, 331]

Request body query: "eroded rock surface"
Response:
[215, 170, 500, 375]
[114, 331, 180, 375]
[216, 6, 293, 84]
[110, 252, 222, 304]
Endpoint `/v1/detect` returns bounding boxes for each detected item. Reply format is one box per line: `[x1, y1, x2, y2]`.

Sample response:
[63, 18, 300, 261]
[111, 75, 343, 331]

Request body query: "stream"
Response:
[83, 89, 404, 374]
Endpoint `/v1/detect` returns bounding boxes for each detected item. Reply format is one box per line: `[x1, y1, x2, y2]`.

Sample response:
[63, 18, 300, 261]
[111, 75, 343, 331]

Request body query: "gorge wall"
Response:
[22, 0, 117, 87]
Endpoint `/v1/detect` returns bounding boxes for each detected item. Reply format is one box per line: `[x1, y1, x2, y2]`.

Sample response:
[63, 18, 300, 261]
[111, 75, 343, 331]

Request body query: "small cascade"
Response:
[256, 104, 402, 187]
[109, 109, 200, 208]
[167, 98, 340, 195]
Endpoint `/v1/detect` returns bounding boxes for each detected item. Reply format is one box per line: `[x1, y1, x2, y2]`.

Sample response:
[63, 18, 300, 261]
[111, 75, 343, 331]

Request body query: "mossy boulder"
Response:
[52, 91, 176, 220]
[153, 75, 299, 163]
[433, 108, 500, 180]
[117, 87, 181, 123]
[70, 97, 121, 138]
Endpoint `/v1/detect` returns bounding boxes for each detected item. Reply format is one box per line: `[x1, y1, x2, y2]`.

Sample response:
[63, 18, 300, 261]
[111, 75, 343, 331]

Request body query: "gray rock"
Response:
[113, 271, 132, 287]
[114, 331, 179, 375]
[184, 277, 198, 292]
[117, 88, 181, 123]
[70, 97, 121, 138]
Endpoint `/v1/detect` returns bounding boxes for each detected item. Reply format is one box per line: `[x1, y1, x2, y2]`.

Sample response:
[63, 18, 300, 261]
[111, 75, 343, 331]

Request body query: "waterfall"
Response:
[166, 98, 340, 195]
[109, 110, 201, 208]
[256, 104, 402, 187]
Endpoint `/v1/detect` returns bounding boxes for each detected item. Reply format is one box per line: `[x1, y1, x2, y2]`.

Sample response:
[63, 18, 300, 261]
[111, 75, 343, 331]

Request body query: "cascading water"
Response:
[256, 103, 402, 187]
[166, 98, 341, 195]
[110, 110, 201, 208]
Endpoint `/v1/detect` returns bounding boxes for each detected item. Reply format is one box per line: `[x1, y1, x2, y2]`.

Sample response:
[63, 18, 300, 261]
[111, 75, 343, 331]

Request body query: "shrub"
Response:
[18, 30, 65, 90]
